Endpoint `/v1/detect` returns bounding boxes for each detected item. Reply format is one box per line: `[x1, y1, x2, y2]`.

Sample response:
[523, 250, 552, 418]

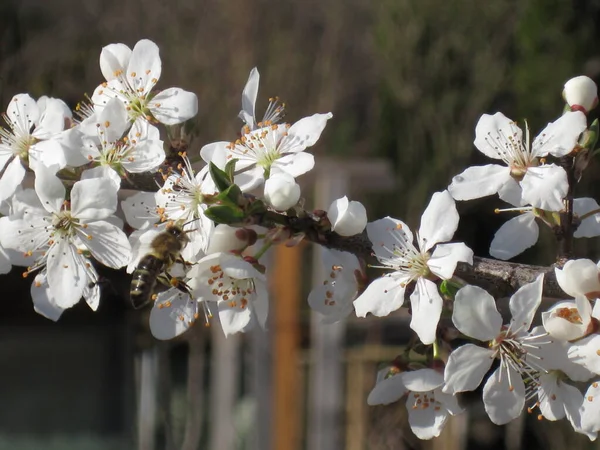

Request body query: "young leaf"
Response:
[209, 162, 232, 192]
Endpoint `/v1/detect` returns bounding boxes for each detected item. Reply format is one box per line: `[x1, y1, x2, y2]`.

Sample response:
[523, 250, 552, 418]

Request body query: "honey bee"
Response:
[130, 223, 191, 309]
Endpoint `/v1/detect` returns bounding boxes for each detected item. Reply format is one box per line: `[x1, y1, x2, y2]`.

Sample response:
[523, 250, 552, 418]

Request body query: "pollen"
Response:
[588, 395, 594, 402]
[130, 72, 137, 77]
[104, 121, 110, 128]
[508, 385, 514, 392]
[593, 382, 598, 388]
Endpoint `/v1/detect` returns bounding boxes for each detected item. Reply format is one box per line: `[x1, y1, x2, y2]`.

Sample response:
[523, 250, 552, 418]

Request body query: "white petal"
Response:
[200, 141, 231, 167]
[0, 157, 25, 203]
[497, 177, 525, 206]
[448, 164, 510, 201]
[520, 165, 568, 211]
[220, 253, 264, 280]
[97, 98, 129, 143]
[31, 272, 66, 321]
[46, 239, 85, 308]
[367, 374, 407, 405]
[367, 217, 414, 262]
[0, 244, 11, 274]
[428, 242, 473, 280]
[33, 98, 68, 138]
[127, 39, 161, 96]
[453, 285, 502, 340]
[149, 290, 197, 340]
[33, 164, 64, 213]
[418, 190, 458, 251]
[402, 368, 443, 392]
[482, 366, 525, 425]
[83, 280, 101, 312]
[567, 335, 600, 374]
[121, 191, 158, 230]
[280, 113, 332, 153]
[490, 212, 539, 260]
[353, 276, 405, 317]
[406, 393, 449, 440]
[71, 178, 118, 220]
[581, 382, 600, 432]
[253, 280, 270, 329]
[474, 112, 522, 160]
[509, 273, 543, 332]
[532, 111, 587, 157]
[79, 221, 131, 269]
[443, 344, 495, 393]
[149, 88, 198, 125]
[409, 278, 443, 345]
[574, 198, 600, 238]
[537, 374, 565, 420]
[272, 152, 315, 178]
[100, 43, 132, 81]
[218, 300, 252, 337]
[7, 94, 39, 131]
[81, 166, 121, 189]
[239, 67, 259, 128]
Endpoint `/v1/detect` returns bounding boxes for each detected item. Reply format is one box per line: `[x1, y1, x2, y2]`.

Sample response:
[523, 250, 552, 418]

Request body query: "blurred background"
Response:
[2, 0, 600, 449]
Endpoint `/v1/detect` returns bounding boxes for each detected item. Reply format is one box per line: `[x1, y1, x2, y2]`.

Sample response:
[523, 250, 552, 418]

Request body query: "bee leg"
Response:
[163, 271, 192, 296]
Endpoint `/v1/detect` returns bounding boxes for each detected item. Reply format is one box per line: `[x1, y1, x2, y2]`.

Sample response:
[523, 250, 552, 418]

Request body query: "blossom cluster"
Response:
[2, 39, 600, 441]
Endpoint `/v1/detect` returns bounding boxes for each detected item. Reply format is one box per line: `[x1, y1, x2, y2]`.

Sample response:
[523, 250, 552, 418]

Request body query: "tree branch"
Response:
[120, 170, 568, 300]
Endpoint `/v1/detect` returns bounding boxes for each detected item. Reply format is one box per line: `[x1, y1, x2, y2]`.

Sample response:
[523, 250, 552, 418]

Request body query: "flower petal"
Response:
[0, 157, 26, 203]
[482, 366, 525, 425]
[403, 368, 443, 392]
[574, 198, 600, 238]
[418, 190, 458, 251]
[78, 221, 131, 269]
[474, 112, 522, 160]
[406, 393, 449, 440]
[443, 344, 495, 393]
[71, 178, 118, 220]
[218, 299, 252, 337]
[428, 242, 473, 280]
[555, 259, 600, 298]
[7, 94, 39, 131]
[581, 382, 600, 433]
[489, 212, 539, 260]
[239, 67, 259, 128]
[508, 273, 543, 332]
[448, 164, 510, 201]
[367, 217, 414, 262]
[520, 165, 568, 211]
[100, 43, 132, 81]
[409, 278, 443, 345]
[127, 39, 161, 96]
[272, 152, 315, 178]
[279, 113, 332, 153]
[149, 290, 197, 340]
[532, 111, 587, 158]
[353, 275, 405, 317]
[31, 272, 66, 321]
[34, 164, 64, 213]
[149, 88, 198, 125]
[367, 374, 407, 406]
[46, 239, 85, 308]
[453, 285, 502, 340]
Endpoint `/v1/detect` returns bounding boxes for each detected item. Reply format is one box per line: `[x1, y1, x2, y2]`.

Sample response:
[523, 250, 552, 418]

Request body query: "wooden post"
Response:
[137, 347, 159, 450]
[271, 244, 303, 450]
[208, 326, 241, 450]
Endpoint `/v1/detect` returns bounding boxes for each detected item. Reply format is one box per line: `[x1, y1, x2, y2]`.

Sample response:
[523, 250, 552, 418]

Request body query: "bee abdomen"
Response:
[130, 255, 164, 309]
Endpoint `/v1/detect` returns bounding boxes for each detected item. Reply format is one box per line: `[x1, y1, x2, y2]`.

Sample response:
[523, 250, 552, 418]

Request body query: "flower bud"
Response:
[206, 224, 249, 254]
[328, 196, 367, 236]
[563, 76, 598, 113]
[263, 173, 301, 211]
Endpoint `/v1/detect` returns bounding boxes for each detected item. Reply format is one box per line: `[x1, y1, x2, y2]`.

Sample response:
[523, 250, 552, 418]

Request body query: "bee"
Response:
[130, 223, 191, 309]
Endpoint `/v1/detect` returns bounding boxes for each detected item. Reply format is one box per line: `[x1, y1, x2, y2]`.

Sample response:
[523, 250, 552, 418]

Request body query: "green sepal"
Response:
[439, 280, 459, 299]
[209, 162, 232, 192]
[224, 158, 238, 183]
[215, 184, 244, 208]
[583, 119, 599, 151]
[204, 205, 245, 224]
[245, 198, 268, 216]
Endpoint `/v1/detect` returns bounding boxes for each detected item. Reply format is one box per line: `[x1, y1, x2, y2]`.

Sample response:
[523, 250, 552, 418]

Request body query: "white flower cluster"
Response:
[2, 38, 600, 441]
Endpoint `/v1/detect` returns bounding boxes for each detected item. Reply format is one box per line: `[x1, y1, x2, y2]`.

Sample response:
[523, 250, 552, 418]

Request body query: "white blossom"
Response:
[354, 190, 473, 344]
[449, 111, 587, 211]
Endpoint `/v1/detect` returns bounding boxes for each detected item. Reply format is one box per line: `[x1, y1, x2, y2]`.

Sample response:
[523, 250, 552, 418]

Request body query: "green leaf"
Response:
[245, 198, 268, 216]
[439, 280, 459, 299]
[209, 162, 232, 192]
[204, 205, 245, 224]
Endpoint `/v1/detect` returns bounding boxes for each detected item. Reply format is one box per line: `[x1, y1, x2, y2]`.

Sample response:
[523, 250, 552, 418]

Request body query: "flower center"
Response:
[207, 264, 255, 309]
